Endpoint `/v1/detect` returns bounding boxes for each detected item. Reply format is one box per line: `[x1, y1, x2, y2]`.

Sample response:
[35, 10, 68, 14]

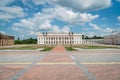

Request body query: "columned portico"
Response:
[38, 32, 82, 46]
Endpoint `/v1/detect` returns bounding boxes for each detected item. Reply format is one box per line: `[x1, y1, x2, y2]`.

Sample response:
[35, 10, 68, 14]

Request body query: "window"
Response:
[67, 37, 68, 40]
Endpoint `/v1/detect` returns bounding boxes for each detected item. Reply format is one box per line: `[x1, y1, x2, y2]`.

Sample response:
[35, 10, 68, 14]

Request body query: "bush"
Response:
[14, 38, 37, 44]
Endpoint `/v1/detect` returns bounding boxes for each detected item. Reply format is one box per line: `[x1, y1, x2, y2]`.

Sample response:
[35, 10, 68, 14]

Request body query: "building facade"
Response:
[104, 32, 120, 45]
[0, 33, 14, 46]
[82, 39, 104, 45]
[37, 32, 82, 45]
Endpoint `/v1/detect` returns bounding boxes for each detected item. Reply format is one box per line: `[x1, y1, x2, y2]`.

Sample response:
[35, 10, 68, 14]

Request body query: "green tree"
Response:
[14, 37, 37, 44]
[18, 37, 20, 40]
[14, 40, 22, 44]
[84, 36, 89, 39]
[93, 36, 97, 39]
[82, 35, 85, 39]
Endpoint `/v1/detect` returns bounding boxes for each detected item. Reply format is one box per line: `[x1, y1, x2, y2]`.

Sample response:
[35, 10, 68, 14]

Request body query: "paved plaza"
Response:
[52, 45, 67, 51]
[0, 46, 120, 80]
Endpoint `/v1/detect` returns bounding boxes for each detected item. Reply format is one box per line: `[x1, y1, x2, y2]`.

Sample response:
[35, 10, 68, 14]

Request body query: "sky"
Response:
[0, 0, 120, 39]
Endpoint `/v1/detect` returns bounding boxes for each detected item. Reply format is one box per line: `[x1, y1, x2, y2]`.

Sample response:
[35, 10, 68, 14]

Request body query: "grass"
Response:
[0, 45, 119, 50]
[65, 47, 77, 51]
[74, 45, 119, 49]
[41, 47, 53, 51]
[0, 46, 43, 50]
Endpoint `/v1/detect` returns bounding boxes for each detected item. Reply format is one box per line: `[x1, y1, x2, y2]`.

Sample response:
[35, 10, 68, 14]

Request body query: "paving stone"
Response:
[41, 54, 72, 62]
[52, 45, 66, 51]
[0, 65, 26, 80]
[19, 65, 88, 80]
[85, 64, 120, 80]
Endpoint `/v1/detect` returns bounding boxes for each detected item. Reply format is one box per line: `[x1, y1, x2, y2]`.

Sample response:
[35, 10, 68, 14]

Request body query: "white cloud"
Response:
[14, 19, 34, 30]
[38, 20, 54, 30]
[89, 23, 101, 30]
[89, 23, 113, 34]
[22, 0, 34, 9]
[87, 32, 96, 37]
[12, 9, 71, 37]
[32, 0, 111, 12]
[105, 27, 112, 32]
[32, 0, 59, 5]
[73, 13, 99, 25]
[13, 6, 99, 30]
[13, 12, 53, 31]
[32, 0, 50, 5]
[0, 0, 14, 6]
[50, 26, 70, 33]
[84, 27, 113, 36]
[102, 18, 106, 20]
[0, 31, 6, 34]
[118, 16, 120, 21]
[0, 6, 25, 21]
[42, 6, 99, 25]
[12, 26, 20, 32]
[12, 6, 98, 38]
[61, 26, 70, 33]
[0, 13, 14, 21]
[54, 0, 111, 11]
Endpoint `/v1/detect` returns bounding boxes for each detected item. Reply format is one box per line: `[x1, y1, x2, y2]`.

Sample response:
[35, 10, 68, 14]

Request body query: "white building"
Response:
[37, 32, 82, 45]
[83, 39, 104, 45]
[104, 32, 120, 45]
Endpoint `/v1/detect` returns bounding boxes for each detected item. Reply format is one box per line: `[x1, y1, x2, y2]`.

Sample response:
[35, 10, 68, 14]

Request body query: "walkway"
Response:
[52, 45, 66, 51]
[0, 49, 120, 80]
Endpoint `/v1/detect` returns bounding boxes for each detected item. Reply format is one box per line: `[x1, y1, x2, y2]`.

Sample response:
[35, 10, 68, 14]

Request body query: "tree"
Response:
[14, 40, 22, 44]
[92, 36, 97, 39]
[83, 35, 103, 39]
[84, 36, 89, 39]
[82, 35, 85, 39]
[14, 37, 37, 44]
[18, 37, 20, 40]
[91, 36, 103, 39]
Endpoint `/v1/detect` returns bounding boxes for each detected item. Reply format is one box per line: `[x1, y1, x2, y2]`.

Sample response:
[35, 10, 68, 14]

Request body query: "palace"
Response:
[37, 32, 82, 45]
[0, 33, 14, 46]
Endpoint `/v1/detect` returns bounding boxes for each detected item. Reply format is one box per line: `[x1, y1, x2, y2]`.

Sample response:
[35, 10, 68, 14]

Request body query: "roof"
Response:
[38, 32, 82, 36]
[0, 33, 14, 39]
[104, 32, 120, 38]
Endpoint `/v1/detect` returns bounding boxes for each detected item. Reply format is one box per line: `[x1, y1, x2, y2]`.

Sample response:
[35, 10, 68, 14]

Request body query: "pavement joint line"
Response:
[36, 62, 75, 65]
[81, 62, 120, 64]
[71, 53, 120, 55]
[69, 54, 96, 80]
[0, 62, 32, 65]
[0, 62, 120, 65]
[9, 54, 47, 80]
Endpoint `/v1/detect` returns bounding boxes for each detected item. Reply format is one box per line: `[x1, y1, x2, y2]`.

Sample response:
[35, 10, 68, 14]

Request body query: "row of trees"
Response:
[82, 35, 104, 39]
[14, 37, 37, 44]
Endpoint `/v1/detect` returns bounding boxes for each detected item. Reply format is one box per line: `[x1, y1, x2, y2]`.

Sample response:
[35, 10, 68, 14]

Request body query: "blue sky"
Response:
[0, 0, 120, 39]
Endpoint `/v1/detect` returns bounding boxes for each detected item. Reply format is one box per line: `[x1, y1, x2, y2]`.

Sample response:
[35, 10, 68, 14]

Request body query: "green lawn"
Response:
[41, 47, 53, 51]
[0, 46, 43, 50]
[65, 47, 77, 51]
[75, 45, 119, 49]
